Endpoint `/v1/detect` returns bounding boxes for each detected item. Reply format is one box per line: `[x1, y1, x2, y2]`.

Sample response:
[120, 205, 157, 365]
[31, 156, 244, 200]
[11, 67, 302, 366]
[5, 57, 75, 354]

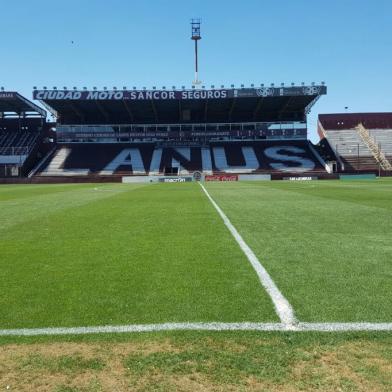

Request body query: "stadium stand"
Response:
[0, 92, 49, 177]
[318, 113, 392, 173]
[28, 85, 328, 179]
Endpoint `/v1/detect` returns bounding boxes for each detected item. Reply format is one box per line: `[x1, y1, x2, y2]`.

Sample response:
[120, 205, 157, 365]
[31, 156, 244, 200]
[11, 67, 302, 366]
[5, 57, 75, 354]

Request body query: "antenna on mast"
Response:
[191, 18, 202, 85]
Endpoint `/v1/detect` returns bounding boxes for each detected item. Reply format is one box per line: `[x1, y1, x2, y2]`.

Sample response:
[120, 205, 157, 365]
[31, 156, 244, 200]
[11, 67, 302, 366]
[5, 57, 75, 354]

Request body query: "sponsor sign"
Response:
[0, 92, 15, 99]
[283, 176, 318, 181]
[158, 177, 193, 183]
[205, 175, 238, 182]
[33, 86, 326, 101]
[57, 128, 306, 140]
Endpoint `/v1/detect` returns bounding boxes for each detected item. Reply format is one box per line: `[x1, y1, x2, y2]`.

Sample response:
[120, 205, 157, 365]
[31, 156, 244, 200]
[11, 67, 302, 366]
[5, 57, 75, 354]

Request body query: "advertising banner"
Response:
[158, 177, 193, 183]
[33, 86, 326, 101]
[205, 175, 238, 181]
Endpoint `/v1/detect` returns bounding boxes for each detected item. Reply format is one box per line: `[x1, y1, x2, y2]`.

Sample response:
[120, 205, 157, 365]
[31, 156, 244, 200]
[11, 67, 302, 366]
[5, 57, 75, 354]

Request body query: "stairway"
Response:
[41, 147, 89, 176]
[356, 123, 392, 171]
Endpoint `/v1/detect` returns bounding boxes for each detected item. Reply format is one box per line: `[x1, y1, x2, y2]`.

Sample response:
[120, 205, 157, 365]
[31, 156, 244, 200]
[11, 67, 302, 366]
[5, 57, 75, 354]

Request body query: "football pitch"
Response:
[0, 179, 391, 331]
[1, 179, 392, 391]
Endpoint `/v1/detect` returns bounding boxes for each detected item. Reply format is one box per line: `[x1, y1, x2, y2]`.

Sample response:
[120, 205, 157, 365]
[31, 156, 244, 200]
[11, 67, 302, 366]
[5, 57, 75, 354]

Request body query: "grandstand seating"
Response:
[319, 113, 392, 173]
[0, 131, 39, 155]
[369, 129, 392, 160]
[36, 140, 326, 176]
[322, 129, 379, 171]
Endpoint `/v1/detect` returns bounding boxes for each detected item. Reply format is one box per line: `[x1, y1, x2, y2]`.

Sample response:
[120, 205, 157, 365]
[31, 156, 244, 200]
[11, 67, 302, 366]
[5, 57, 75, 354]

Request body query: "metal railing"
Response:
[0, 146, 30, 156]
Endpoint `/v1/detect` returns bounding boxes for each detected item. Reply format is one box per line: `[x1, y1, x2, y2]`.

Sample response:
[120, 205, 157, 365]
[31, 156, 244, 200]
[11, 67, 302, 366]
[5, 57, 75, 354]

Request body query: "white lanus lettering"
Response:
[145, 91, 152, 99]
[221, 90, 227, 98]
[169, 91, 175, 99]
[153, 91, 161, 99]
[138, 92, 145, 99]
[130, 91, 137, 99]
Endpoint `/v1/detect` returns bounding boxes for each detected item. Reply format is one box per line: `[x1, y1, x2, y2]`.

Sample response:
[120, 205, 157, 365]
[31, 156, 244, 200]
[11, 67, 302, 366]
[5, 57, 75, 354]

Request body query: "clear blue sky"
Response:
[1, 0, 391, 141]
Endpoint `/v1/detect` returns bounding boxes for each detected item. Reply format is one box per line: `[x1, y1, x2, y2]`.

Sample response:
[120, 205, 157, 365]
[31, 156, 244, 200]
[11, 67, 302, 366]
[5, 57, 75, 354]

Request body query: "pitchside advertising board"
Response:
[205, 175, 238, 181]
[283, 176, 318, 180]
[158, 177, 193, 183]
[33, 86, 326, 101]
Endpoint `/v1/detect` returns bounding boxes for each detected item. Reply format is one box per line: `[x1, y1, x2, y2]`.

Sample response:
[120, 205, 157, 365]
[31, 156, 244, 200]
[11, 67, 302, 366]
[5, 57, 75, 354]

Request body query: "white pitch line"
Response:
[199, 183, 297, 327]
[1, 322, 392, 336]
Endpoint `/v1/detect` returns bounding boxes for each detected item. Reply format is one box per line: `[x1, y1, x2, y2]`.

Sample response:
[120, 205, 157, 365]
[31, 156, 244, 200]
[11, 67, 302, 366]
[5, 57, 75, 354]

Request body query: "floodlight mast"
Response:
[191, 18, 202, 85]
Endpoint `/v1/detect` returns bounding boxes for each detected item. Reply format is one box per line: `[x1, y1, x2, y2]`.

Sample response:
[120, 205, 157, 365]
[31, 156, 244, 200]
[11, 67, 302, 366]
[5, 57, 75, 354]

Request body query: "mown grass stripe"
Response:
[199, 183, 297, 326]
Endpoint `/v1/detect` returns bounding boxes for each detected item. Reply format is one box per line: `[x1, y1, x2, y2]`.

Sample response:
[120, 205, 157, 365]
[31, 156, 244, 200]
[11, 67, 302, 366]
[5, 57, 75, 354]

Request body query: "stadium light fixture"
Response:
[152, 86, 156, 90]
[231, 84, 234, 88]
[260, 84, 264, 87]
[301, 82, 305, 86]
[270, 83, 274, 87]
[73, 87, 77, 90]
[103, 87, 107, 90]
[132, 86, 137, 90]
[311, 82, 315, 86]
[182, 86, 186, 90]
[93, 87, 97, 90]
[291, 82, 295, 86]
[53, 87, 57, 90]
[240, 84, 244, 88]
[0, 87, 4, 91]
[211, 85, 215, 89]
[250, 84, 254, 87]
[83, 87, 88, 90]
[192, 85, 196, 89]
[281, 83, 284, 87]
[63, 86, 67, 90]
[123, 86, 127, 90]
[221, 85, 224, 89]
[113, 87, 117, 90]
[201, 85, 205, 89]
[33, 86, 37, 90]
[321, 81, 325, 85]
[162, 86, 166, 90]
[143, 87, 147, 90]
[172, 86, 176, 90]
[43, 86, 47, 90]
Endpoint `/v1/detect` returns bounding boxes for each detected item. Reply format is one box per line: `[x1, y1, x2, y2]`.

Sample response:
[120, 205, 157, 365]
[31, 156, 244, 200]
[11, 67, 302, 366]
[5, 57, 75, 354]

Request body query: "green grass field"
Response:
[0, 180, 391, 391]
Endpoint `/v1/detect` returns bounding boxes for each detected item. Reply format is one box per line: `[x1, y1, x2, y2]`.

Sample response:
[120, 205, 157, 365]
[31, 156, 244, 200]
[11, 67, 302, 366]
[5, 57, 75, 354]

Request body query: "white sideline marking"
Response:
[199, 183, 297, 327]
[1, 322, 392, 336]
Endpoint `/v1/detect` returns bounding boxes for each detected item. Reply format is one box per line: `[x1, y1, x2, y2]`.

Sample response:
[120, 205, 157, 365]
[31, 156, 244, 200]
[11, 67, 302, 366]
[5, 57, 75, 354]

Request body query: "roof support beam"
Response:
[277, 96, 294, 120]
[253, 97, 265, 120]
[122, 100, 134, 122]
[228, 98, 236, 121]
[95, 101, 109, 122]
[69, 103, 84, 122]
[150, 99, 158, 122]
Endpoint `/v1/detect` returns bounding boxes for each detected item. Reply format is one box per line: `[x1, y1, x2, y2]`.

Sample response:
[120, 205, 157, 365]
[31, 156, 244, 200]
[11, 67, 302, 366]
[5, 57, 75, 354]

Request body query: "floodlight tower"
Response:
[191, 18, 202, 85]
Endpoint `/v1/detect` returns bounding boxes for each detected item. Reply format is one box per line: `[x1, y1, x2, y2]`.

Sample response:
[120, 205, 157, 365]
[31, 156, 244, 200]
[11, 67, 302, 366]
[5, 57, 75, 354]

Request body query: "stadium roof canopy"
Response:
[0, 91, 46, 118]
[319, 113, 392, 130]
[33, 85, 326, 125]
